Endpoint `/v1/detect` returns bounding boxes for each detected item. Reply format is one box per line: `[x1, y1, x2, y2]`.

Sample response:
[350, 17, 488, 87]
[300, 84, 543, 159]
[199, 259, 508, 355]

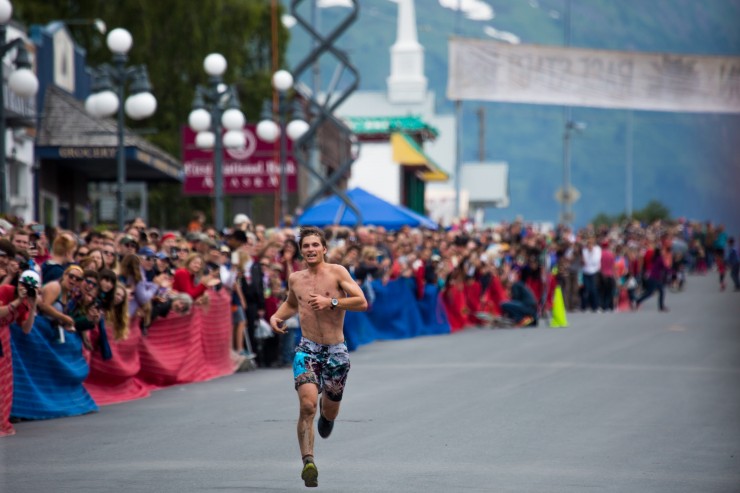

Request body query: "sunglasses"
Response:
[103, 251, 115, 256]
[76, 251, 89, 257]
[85, 279, 98, 288]
[67, 274, 83, 282]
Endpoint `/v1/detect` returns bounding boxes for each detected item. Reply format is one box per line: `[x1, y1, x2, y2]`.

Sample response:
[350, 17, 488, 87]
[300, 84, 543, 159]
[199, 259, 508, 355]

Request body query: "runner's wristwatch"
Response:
[330, 298, 338, 310]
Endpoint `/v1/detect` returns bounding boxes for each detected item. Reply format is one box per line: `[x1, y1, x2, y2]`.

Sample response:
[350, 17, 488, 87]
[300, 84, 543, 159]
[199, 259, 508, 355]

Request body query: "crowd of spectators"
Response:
[304, 217, 737, 329]
[1, 213, 737, 350]
[1, 212, 738, 434]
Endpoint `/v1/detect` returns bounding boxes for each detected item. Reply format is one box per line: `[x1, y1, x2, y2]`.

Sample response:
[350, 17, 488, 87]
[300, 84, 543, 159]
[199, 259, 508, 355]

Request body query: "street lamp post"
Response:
[85, 27, 156, 231]
[256, 69, 308, 225]
[188, 53, 246, 233]
[561, 118, 586, 226]
[0, 0, 39, 215]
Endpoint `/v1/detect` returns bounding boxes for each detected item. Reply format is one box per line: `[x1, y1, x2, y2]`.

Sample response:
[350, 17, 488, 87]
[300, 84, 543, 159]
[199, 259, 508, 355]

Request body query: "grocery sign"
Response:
[181, 125, 297, 195]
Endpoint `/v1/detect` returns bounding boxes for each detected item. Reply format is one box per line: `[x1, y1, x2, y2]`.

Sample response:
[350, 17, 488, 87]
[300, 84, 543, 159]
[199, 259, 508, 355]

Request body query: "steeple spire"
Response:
[387, 0, 427, 103]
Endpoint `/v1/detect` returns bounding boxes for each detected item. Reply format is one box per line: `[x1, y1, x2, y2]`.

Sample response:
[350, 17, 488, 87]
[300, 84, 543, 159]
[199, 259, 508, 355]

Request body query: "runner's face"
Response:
[301, 235, 326, 265]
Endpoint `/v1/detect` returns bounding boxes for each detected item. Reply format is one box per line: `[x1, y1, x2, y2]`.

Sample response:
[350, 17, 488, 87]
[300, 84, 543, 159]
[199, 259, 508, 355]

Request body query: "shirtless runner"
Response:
[270, 226, 368, 488]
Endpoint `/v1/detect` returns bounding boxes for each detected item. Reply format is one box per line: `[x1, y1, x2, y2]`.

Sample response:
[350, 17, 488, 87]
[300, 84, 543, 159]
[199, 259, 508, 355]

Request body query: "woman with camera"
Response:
[1, 270, 40, 436]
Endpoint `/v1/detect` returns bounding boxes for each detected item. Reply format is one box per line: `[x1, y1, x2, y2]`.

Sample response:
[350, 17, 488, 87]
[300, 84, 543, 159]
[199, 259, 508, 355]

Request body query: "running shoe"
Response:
[301, 461, 318, 487]
[516, 316, 534, 327]
[317, 398, 334, 439]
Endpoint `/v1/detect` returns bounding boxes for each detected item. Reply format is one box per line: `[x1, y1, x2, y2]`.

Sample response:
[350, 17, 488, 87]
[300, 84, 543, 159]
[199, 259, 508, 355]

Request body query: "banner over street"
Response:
[448, 38, 740, 113]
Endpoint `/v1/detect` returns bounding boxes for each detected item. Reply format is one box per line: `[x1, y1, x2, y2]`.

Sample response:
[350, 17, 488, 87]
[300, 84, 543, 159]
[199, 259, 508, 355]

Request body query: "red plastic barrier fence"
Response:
[84, 289, 237, 406]
[84, 322, 150, 406]
[1, 326, 15, 436]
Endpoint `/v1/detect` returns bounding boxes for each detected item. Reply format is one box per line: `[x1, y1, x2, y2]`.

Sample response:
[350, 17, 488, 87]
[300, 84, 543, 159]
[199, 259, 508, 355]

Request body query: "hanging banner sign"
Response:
[447, 38, 740, 113]
[181, 125, 297, 196]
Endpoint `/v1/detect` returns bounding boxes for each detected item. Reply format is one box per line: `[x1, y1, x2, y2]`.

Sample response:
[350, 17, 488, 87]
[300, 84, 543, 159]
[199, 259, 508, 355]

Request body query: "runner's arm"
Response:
[270, 276, 299, 334]
[336, 264, 368, 312]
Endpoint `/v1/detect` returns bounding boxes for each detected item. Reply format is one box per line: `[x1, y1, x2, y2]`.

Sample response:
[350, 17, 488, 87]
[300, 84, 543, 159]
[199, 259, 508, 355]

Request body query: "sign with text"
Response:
[182, 125, 297, 195]
[448, 39, 740, 113]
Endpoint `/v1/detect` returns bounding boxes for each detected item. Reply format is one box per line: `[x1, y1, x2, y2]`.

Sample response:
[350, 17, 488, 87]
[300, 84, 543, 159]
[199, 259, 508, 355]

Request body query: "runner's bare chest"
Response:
[292, 267, 344, 306]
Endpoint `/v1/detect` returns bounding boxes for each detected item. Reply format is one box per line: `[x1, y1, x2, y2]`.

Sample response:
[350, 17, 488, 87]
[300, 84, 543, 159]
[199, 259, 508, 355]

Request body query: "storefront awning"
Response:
[390, 132, 449, 182]
[346, 115, 438, 140]
[35, 86, 182, 182]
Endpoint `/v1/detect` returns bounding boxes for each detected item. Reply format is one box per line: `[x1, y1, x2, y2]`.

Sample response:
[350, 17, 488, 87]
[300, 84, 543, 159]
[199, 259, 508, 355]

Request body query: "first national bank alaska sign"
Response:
[181, 124, 297, 196]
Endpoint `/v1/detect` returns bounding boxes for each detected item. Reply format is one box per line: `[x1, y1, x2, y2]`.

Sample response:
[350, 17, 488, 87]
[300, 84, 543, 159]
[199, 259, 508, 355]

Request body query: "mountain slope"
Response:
[286, 0, 740, 231]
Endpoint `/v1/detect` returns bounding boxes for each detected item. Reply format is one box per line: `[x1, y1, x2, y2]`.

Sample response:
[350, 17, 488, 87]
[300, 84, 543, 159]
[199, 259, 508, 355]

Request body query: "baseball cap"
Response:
[19, 270, 41, 288]
[138, 246, 156, 257]
[119, 236, 138, 247]
[161, 232, 177, 243]
[234, 213, 250, 225]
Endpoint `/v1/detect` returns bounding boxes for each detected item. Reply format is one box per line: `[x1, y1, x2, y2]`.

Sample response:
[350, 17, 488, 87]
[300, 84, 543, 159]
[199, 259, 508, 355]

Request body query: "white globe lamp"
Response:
[125, 92, 157, 120]
[93, 90, 119, 118]
[188, 108, 211, 132]
[84, 93, 100, 117]
[223, 130, 246, 148]
[286, 119, 310, 141]
[256, 119, 280, 143]
[0, 0, 12, 24]
[221, 108, 245, 131]
[8, 67, 39, 98]
[204, 53, 227, 77]
[272, 70, 293, 92]
[106, 28, 133, 55]
[195, 131, 215, 149]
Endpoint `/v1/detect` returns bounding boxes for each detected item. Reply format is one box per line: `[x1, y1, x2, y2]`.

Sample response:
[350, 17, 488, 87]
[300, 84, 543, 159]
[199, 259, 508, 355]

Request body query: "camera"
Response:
[21, 283, 36, 299]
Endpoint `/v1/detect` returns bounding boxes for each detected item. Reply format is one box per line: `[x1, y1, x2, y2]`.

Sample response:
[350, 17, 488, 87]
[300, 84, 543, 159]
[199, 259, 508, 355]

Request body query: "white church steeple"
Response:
[387, 0, 427, 103]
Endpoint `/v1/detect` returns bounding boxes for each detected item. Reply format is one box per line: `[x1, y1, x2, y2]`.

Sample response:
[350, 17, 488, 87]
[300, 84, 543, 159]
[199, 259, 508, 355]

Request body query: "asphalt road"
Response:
[2, 274, 739, 493]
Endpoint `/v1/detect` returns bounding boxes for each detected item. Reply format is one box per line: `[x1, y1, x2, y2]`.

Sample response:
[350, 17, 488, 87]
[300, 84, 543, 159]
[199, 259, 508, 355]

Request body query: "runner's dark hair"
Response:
[299, 226, 326, 248]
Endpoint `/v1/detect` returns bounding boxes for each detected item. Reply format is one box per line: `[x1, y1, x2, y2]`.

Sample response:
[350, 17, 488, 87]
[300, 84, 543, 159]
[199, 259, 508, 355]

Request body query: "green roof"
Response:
[345, 115, 439, 138]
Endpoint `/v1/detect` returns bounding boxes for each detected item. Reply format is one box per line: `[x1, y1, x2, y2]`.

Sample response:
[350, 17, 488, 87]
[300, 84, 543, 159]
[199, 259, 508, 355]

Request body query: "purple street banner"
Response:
[181, 125, 297, 195]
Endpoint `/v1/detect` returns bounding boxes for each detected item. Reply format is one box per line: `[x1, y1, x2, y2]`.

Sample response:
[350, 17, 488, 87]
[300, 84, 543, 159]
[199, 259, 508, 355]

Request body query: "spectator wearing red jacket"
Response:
[172, 253, 219, 303]
[442, 267, 468, 332]
[599, 240, 617, 311]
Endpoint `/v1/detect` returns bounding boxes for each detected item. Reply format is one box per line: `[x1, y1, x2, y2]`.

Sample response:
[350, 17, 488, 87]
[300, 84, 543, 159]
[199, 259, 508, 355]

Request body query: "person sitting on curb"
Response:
[501, 269, 539, 327]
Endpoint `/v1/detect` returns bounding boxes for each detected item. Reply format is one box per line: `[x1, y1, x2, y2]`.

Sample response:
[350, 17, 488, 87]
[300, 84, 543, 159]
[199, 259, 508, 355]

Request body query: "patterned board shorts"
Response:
[293, 337, 350, 402]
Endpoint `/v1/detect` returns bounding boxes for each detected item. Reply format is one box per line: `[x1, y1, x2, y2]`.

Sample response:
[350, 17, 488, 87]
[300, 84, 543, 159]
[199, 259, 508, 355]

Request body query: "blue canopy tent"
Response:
[298, 188, 438, 230]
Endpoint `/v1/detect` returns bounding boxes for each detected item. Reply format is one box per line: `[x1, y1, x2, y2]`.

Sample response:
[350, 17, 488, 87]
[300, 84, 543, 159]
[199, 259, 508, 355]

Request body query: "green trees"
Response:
[591, 200, 672, 228]
[18, 0, 287, 229]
